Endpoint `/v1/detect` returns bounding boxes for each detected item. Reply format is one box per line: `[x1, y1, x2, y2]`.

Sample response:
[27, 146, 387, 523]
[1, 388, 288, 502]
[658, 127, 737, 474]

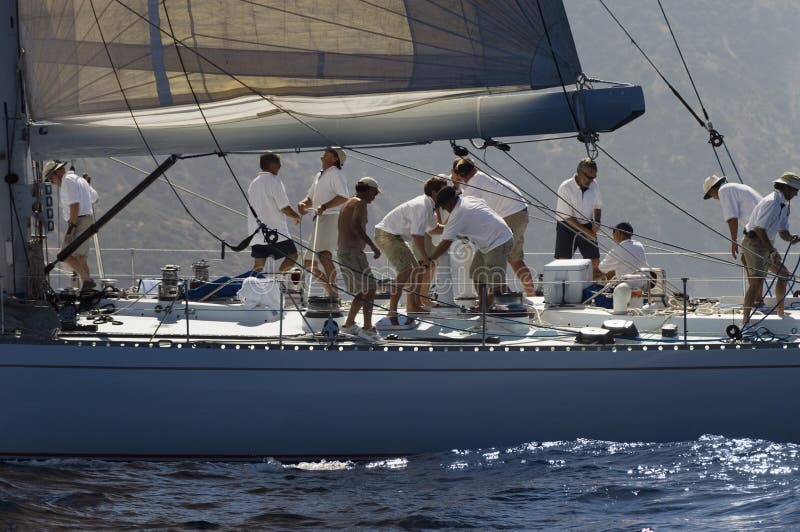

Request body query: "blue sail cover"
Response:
[19, 0, 582, 119]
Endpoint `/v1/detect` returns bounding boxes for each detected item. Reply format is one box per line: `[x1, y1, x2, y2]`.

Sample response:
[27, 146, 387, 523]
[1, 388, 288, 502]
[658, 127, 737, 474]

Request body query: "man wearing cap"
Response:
[428, 186, 513, 311]
[297, 147, 349, 299]
[44, 160, 99, 292]
[598, 222, 650, 288]
[741, 172, 800, 325]
[451, 157, 536, 297]
[337, 177, 383, 342]
[374, 176, 448, 318]
[703, 175, 762, 260]
[554, 158, 603, 280]
[247, 152, 302, 273]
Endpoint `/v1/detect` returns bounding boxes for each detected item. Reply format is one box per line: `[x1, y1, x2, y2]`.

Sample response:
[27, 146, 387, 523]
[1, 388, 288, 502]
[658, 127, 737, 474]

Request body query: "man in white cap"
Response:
[297, 147, 349, 299]
[337, 177, 382, 342]
[703, 175, 762, 260]
[741, 172, 800, 325]
[44, 160, 99, 292]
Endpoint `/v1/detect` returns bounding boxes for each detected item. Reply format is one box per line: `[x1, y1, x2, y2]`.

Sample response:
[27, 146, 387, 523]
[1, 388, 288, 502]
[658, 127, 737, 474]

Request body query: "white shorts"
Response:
[309, 212, 338, 255]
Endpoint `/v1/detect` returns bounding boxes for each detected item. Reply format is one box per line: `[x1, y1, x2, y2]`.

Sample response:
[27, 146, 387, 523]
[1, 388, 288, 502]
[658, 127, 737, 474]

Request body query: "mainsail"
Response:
[18, 1, 642, 157]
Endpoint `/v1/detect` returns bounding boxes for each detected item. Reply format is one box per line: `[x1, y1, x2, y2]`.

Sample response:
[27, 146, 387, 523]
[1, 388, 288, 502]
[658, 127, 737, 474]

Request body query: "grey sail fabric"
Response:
[18, 0, 582, 121]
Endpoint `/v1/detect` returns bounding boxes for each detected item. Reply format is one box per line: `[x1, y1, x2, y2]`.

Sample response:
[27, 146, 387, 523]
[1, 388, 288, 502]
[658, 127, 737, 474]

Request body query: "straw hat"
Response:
[702, 175, 726, 199]
[43, 160, 67, 179]
[773, 172, 800, 190]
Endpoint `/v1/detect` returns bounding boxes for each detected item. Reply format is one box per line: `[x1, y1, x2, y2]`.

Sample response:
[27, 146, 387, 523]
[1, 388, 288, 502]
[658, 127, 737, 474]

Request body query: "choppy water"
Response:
[1, 436, 799, 530]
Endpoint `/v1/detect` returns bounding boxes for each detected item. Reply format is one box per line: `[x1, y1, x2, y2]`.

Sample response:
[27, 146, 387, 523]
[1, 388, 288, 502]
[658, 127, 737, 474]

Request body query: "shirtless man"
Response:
[337, 177, 382, 342]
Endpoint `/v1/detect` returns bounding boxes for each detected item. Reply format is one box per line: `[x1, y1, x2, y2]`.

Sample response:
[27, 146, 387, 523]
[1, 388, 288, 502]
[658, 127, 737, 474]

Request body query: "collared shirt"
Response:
[599, 238, 649, 277]
[460, 170, 527, 218]
[375, 194, 436, 237]
[59, 171, 97, 221]
[307, 166, 349, 214]
[718, 183, 762, 225]
[555, 175, 602, 223]
[441, 196, 513, 253]
[746, 190, 790, 241]
[247, 171, 291, 243]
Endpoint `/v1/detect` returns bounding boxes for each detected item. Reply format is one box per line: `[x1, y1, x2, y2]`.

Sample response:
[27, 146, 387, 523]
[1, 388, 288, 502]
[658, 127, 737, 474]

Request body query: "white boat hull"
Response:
[2, 341, 799, 459]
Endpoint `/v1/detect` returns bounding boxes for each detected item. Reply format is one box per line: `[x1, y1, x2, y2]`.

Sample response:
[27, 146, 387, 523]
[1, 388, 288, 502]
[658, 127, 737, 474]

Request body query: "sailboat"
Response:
[1, 1, 798, 460]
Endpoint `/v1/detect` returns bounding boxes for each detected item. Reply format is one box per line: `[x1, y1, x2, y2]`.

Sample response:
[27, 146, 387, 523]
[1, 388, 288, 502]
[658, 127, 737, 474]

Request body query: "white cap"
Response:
[357, 176, 380, 191]
[774, 172, 800, 190]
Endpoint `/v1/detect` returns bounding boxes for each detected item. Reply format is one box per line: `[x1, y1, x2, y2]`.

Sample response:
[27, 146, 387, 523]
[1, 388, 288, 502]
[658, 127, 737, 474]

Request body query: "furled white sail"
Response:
[18, 1, 644, 157]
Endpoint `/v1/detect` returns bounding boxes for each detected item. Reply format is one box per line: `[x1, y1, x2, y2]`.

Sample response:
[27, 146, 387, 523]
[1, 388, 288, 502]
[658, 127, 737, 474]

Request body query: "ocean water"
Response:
[1, 436, 799, 530]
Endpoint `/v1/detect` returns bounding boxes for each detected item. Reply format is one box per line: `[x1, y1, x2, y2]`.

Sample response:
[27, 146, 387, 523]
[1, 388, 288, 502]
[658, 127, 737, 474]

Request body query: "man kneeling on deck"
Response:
[338, 177, 383, 342]
[741, 172, 800, 325]
[427, 186, 513, 311]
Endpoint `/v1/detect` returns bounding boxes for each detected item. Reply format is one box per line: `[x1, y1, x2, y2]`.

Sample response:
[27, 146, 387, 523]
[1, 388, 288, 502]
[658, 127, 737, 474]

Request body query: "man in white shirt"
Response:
[451, 158, 535, 296]
[297, 147, 349, 299]
[247, 152, 302, 273]
[374, 176, 447, 316]
[44, 160, 99, 292]
[598, 222, 649, 288]
[703, 175, 762, 260]
[741, 172, 800, 325]
[428, 186, 513, 311]
[555, 158, 602, 280]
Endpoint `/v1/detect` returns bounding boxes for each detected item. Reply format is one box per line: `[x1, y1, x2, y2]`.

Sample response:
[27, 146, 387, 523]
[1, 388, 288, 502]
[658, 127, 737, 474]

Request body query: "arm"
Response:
[726, 218, 740, 258]
[66, 203, 80, 235]
[412, 234, 430, 263]
[281, 205, 302, 225]
[352, 202, 380, 258]
[298, 196, 312, 215]
[563, 216, 595, 238]
[592, 208, 602, 236]
[777, 229, 800, 244]
[315, 194, 348, 215]
[428, 239, 454, 263]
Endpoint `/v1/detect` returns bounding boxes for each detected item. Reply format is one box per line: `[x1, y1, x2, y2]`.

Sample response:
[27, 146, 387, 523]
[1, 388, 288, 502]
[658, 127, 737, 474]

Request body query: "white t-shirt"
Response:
[460, 170, 526, 218]
[746, 190, 791, 241]
[599, 238, 649, 277]
[307, 166, 349, 214]
[717, 183, 762, 225]
[375, 194, 436, 237]
[555, 176, 602, 224]
[247, 171, 291, 243]
[441, 196, 512, 253]
[59, 171, 97, 221]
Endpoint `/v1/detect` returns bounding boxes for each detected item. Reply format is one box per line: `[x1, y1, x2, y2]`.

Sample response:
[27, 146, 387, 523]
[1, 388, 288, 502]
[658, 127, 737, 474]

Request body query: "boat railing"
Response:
[43, 246, 800, 300]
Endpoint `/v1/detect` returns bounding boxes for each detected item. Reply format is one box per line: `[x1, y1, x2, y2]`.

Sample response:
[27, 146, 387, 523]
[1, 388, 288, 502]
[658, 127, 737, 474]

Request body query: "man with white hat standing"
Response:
[44, 160, 99, 292]
[741, 172, 800, 325]
[703, 175, 762, 260]
[297, 147, 349, 299]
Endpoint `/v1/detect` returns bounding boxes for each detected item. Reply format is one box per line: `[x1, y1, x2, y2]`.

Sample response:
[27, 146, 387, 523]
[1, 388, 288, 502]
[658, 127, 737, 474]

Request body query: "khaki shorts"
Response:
[469, 238, 513, 290]
[503, 208, 528, 262]
[338, 246, 377, 294]
[310, 213, 338, 254]
[742, 233, 782, 278]
[411, 234, 435, 260]
[61, 215, 93, 256]
[375, 228, 417, 274]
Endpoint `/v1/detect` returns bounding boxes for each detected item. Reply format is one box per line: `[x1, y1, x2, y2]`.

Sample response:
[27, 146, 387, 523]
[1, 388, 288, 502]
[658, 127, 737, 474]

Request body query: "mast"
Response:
[0, 0, 30, 299]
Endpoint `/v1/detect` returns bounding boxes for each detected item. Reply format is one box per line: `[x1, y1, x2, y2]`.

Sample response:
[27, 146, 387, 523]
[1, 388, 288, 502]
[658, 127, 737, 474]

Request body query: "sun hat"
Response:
[357, 176, 379, 191]
[325, 147, 346, 167]
[773, 172, 800, 190]
[43, 160, 68, 179]
[702, 175, 726, 199]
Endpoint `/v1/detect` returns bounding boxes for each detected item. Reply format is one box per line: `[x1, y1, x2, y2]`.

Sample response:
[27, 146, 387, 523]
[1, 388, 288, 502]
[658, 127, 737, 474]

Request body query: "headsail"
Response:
[18, 1, 642, 157]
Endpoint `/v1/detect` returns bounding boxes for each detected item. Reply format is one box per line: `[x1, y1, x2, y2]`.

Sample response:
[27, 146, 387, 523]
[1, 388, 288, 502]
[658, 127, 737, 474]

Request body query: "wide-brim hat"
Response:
[357, 176, 380, 192]
[43, 160, 67, 179]
[702, 174, 726, 199]
[774, 171, 800, 191]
